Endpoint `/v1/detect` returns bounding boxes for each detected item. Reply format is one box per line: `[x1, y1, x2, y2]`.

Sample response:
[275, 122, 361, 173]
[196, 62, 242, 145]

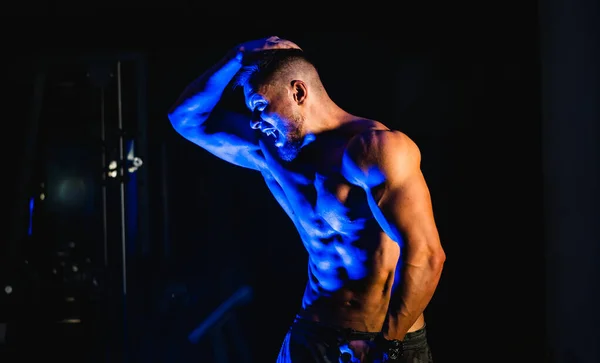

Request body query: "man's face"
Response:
[244, 83, 305, 162]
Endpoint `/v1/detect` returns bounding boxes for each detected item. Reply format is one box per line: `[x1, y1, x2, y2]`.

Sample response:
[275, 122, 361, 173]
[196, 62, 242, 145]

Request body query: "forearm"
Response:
[168, 48, 243, 128]
[384, 252, 444, 340]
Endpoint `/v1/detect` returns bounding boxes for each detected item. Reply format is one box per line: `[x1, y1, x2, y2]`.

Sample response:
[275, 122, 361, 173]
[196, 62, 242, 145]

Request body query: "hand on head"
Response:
[237, 36, 302, 55]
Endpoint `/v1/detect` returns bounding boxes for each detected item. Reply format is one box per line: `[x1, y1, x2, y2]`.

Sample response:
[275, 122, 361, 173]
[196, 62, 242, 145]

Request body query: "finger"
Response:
[265, 36, 301, 51]
[266, 36, 280, 45]
[284, 41, 302, 50]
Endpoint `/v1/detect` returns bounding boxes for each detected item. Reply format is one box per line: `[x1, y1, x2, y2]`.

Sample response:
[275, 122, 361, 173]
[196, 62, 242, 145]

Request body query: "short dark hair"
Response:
[232, 48, 313, 89]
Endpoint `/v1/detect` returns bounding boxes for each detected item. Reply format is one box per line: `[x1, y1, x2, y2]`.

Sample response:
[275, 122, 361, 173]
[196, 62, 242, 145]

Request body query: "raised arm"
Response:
[342, 130, 446, 341]
[167, 36, 300, 169]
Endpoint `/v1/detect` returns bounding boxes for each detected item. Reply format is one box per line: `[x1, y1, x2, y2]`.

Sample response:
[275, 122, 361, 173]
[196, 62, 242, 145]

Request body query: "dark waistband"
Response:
[403, 325, 428, 350]
[292, 316, 428, 349]
[292, 316, 380, 342]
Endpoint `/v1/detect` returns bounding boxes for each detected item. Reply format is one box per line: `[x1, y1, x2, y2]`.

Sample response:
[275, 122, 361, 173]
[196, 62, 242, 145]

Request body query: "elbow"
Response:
[167, 108, 183, 129]
[167, 108, 195, 133]
[429, 247, 446, 272]
[168, 103, 207, 133]
[407, 244, 446, 273]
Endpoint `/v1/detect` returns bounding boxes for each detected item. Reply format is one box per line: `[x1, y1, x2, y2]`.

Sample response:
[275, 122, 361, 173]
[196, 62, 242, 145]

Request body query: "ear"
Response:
[290, 80, 307, 105]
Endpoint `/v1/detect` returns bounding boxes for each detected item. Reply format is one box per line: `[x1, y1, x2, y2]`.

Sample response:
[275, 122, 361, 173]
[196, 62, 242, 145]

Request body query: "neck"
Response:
[304, 99, 355, 138]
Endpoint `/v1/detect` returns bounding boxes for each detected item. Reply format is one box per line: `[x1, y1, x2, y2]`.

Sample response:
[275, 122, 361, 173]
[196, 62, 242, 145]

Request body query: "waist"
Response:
[292, 315, 381, 341]
[291, 316, 429, 349]
[298, 295, 390, 332]
[301, 275, 394, 328]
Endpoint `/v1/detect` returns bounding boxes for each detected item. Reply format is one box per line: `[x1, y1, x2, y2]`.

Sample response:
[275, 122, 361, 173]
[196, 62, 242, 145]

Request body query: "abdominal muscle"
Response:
[257, 146, 425, 334]
[297, 231, 402, 333]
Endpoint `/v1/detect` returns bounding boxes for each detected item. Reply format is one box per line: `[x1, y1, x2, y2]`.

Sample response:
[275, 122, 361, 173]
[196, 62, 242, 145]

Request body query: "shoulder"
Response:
[341, 127, 421, 188]
[346, 128, 418, 159]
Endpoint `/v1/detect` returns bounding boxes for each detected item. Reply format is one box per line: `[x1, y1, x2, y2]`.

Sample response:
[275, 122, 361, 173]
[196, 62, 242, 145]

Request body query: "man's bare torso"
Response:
[256, 120, 424, 333]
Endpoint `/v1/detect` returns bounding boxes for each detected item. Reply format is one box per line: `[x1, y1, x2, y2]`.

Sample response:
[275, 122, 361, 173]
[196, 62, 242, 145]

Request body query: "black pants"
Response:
[276, 317, 433, 362]
[396, 326, 432, 363]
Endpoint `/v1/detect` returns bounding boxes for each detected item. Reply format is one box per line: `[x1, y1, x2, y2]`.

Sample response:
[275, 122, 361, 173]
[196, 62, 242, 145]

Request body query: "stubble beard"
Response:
[277, 113, 305, 162]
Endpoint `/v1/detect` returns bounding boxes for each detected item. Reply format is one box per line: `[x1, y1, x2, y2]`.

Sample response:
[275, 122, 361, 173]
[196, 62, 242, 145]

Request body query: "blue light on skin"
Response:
[242, 74, 399, 305]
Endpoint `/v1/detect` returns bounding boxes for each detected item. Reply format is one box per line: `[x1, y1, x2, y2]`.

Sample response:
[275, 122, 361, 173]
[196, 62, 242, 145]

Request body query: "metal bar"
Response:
[101, 87, 109, 268]
[116, 61, 127, 297]
[188, 285, 253, 344]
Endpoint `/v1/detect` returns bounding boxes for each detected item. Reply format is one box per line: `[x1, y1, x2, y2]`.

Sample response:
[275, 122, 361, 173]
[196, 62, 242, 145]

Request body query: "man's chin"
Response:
[277, 144, 301, 162]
